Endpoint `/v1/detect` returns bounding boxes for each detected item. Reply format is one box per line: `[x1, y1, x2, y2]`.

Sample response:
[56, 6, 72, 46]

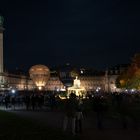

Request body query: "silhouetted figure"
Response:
[50, 94, 56, 110]
[92, 95, 108, 130]
[115, 93, 128, 129]
[30, 94, 36, 111]
[75, 99, 83, 134]
[24, 95, 30, 110]
[11, 96, 16, 110]
[38, 94, 44, 110]
[63, 93, 78, 135]
[4, 95, 10, 109]
[131, 94, 140, 130]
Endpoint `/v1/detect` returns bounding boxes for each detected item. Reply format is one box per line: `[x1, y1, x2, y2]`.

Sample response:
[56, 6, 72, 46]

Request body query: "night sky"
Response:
[1, 0, 140, 71]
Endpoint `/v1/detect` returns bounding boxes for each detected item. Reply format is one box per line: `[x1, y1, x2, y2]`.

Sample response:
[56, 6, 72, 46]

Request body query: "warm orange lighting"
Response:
[120, 80, 125, 86]
[68, 77, 86, 97]
[29, 64, 50, 89]
[38, 86, 42, 90]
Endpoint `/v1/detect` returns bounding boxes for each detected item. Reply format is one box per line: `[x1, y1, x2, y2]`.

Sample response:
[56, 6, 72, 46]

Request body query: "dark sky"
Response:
[1, 0, 140, 71]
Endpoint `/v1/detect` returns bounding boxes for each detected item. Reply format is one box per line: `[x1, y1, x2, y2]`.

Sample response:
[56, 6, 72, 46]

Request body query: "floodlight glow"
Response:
[11, 89, 16, 94]
[96, 87, 101, 92]
[38, 86, 42, 90]
[96, 89, 99, 92]
[60, 88, 66, 91]
[80, 70, 84, 74]
[56, 88, 60, 92]
[131, 89, 135, 92]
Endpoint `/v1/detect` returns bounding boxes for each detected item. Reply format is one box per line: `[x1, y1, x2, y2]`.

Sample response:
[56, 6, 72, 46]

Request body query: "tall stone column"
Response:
[0, 28, 4, 73]
[0, 16, 4, 74]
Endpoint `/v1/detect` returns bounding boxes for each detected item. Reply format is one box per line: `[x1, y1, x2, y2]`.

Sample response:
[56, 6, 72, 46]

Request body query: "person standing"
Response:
[63, 93, 78, 135]
[75, 98, 83, 134]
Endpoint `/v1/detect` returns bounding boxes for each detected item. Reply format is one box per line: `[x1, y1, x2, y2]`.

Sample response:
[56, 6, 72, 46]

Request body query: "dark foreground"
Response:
[0, 108, 140, 140]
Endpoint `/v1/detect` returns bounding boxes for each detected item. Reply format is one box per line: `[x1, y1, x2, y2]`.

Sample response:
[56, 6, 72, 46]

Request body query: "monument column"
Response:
[0, 16, 4, 74]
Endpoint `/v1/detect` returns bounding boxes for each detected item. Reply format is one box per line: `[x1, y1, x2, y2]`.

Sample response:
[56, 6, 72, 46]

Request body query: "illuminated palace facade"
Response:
[0, 65, 127, 93]
[0, 16, 127, 93]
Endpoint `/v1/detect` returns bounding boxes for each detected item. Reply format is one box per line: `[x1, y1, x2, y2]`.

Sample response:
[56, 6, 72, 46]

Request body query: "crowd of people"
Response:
[0, 91, 57, 111]
[0, 91, 140, 135]
[62, 91, 140, 134]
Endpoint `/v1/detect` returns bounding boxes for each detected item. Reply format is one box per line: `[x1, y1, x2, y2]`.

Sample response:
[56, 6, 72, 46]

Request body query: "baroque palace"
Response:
[0, 16, 127, 93]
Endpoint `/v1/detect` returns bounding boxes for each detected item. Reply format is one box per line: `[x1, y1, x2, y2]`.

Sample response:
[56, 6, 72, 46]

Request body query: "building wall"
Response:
[0, 74, 120, 92]
[2, 73, 34, 91]
[80, 76, 105, 91]
[46, 77, 63, 91]
[0, 73, 121, 93]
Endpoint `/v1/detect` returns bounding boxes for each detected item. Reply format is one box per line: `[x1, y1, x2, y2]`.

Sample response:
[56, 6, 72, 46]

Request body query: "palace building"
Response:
[0, 16, 126, 93]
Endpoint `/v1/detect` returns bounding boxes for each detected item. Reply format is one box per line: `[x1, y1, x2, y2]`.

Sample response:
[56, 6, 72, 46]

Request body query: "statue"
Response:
[0, 16, 4, 26]
[68, 76, 86, 97]
[74, 76, 81, 88]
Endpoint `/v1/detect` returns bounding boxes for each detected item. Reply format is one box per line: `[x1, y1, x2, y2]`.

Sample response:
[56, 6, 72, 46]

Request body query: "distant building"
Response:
[0, 16, 129, 93]
[105, 64, 129, 92]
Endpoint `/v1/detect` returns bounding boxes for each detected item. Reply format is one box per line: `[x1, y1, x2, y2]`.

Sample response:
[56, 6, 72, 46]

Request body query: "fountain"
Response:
[68, 76, 86, 97]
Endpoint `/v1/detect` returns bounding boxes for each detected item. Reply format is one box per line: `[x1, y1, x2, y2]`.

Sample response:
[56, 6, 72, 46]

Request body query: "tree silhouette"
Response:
[116, 53, 140, 89]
